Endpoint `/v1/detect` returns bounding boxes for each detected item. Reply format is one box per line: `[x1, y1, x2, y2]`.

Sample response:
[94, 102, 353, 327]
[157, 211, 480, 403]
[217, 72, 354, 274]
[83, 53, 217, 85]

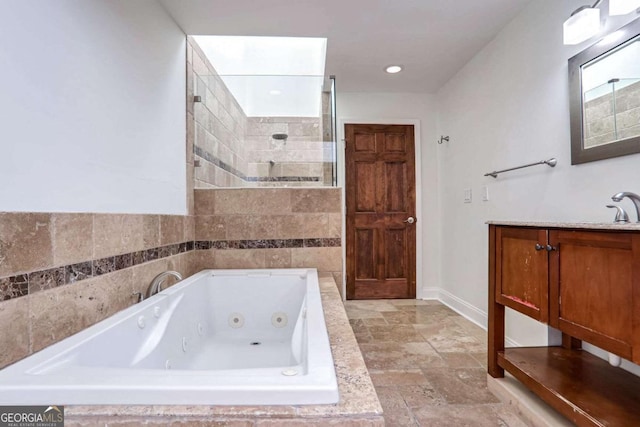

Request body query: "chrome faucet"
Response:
[606, 205, 630, 223]
[146, 271, 183, 298]
[611, 192, 640, 222]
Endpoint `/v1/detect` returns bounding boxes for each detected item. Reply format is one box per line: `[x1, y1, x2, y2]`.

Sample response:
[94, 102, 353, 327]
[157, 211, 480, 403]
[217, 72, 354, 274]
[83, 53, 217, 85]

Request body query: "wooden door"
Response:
[345, 124, 416, 300]
[549, 230, 639, 361]
[495, 227, 549, 323]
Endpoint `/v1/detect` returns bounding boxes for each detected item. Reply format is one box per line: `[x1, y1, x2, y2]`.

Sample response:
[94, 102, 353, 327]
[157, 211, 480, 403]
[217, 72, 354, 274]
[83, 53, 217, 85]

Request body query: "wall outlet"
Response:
[482, 185, 489, 201]
[464, 188, 472, 203]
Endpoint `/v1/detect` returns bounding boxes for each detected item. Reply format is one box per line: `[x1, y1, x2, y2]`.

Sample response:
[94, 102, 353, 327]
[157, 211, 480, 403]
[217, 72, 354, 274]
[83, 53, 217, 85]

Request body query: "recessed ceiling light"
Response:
[385, 65, 403, 74]
[269, 90, 282, 95]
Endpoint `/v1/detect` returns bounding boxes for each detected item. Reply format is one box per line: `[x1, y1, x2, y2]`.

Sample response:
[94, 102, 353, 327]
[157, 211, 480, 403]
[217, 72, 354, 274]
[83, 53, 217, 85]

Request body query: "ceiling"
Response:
[160, 0, 532, 93]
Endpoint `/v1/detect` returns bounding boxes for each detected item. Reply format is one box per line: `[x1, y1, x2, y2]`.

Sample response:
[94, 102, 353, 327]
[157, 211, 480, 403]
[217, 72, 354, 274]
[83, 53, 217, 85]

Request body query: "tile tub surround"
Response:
[0, 213, 194, 301]
[64, 275, 384, 426]
[194, 187, 344, 288]
[0, 190, 344, 369]
[0, 212, 197, 369]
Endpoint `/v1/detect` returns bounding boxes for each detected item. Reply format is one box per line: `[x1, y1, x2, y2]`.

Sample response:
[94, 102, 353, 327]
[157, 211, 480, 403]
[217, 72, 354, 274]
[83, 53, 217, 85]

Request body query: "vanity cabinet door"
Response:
[549, 230, 639, 361]
[495, 227, 549, 323]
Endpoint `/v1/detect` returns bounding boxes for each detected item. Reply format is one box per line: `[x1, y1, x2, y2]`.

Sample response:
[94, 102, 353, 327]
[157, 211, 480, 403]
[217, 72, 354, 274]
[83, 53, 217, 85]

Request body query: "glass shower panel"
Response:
[192, 71, 337, 188]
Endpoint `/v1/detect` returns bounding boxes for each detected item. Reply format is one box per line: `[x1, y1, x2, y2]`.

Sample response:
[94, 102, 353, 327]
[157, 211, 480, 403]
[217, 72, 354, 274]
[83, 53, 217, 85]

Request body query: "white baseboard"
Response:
[421, 287, 521, 348]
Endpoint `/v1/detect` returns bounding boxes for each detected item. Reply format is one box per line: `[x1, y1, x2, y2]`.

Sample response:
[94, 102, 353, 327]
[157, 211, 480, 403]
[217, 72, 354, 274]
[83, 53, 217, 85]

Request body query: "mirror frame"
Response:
[569, 17, 640, 165]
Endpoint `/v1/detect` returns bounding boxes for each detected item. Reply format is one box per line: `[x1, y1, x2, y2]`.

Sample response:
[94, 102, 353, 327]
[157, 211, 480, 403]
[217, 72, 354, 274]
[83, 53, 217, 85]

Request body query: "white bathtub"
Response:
[0, 269, 339, 405]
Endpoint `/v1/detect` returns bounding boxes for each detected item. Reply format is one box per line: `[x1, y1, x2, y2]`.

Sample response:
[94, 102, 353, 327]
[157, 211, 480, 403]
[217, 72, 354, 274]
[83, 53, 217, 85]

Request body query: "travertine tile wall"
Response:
[194, 188, 343, 286]
[188, 37, 248, 188]
[188, 36, 333, 188]
[245, 117, 332, 186]
[0, 212, 197, 368]
[0, 188, 344, 369]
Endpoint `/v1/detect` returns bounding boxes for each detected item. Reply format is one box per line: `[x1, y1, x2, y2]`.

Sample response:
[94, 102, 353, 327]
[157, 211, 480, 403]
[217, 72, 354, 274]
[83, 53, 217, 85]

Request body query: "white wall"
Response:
[436, 0, 640, 359]
[0, 0, 186, 214]
[337, 92, 440, 298]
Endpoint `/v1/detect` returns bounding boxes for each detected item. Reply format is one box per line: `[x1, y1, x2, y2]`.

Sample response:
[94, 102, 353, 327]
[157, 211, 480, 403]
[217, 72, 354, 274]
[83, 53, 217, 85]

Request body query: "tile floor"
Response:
[345, 299, 529, 427]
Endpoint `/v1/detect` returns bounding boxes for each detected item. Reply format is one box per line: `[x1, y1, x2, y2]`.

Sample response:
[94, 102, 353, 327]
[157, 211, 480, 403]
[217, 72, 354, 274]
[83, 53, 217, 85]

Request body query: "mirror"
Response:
[569, 18, 640, 164]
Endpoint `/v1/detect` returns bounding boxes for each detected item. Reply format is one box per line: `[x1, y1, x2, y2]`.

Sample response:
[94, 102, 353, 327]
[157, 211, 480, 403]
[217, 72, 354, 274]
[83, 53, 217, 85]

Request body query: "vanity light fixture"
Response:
[385, 65, 403, 74]
[609, 0, 640, 15]
[563, 4, 601, 45]
[563, 0, 640, 45]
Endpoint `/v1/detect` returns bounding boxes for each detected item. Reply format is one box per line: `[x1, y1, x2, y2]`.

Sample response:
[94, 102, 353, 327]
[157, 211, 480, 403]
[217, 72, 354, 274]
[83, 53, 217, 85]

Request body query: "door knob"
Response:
[535, 243, 544, 251]
[403, 217, 415, 224]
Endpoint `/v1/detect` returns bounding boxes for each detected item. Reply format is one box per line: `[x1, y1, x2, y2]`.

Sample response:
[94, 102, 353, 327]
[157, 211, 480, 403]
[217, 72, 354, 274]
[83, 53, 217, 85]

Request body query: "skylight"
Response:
[192, 36, 327, 117]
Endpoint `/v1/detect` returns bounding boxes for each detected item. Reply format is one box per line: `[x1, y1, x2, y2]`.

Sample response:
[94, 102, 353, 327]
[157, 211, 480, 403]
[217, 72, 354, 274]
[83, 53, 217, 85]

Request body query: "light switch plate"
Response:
[482, 186, 489, 201]
[464, 188, 472, 203]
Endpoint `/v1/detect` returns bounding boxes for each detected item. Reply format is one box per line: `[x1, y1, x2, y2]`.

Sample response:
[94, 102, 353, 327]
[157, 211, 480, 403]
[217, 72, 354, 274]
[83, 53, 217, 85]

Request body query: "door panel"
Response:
[384, 133, 406, 152]
[354, 132, 376, 152]
[495, 227, 549, 322]
[549, 230, 635, 359]
[385, 228, 406, 279]
[346, 124, 416, 300]
[384, 162, 406, 212]
[355, 228, 376, 280]
[355, 162, 376, 212]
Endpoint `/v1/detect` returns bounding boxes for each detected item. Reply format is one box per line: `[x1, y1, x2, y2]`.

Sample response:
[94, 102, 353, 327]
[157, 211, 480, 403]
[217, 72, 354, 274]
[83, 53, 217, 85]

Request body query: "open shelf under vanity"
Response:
[498, 347, 640, 426]
[488, 222, 640, 427]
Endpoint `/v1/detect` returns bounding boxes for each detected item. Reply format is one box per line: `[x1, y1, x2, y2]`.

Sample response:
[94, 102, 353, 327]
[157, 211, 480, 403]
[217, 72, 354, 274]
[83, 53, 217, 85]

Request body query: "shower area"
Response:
[189, 36, 337, 188]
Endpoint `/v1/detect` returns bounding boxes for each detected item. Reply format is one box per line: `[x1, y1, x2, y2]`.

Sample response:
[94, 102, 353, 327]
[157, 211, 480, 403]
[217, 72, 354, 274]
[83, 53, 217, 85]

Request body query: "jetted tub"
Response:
[0, 269, 339, 405]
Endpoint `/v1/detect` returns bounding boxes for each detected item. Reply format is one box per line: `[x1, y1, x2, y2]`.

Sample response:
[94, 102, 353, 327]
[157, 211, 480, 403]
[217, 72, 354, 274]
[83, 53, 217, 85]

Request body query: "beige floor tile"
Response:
[369, 370, 431, 387]
[420, 368, 500, 405]
[368, 325, 426, 343]
[362, 317, 389, 326]
[347, 300, 529, 427]
[374, 386, 408, 411]
[382, 407, 419, 427]
[345, 306, 386, 320]
[412, 404, 528, 427]
[397, 384, 447, 408]
[440, 352, 483, 368]
[389, 299, 438, 307]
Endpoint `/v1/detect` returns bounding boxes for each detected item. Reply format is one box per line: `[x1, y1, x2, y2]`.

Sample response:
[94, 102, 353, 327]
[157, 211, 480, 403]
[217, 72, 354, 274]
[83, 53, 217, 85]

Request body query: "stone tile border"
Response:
[0, 238, 341, 302]
[195, 145, 324, 184]
[246, 176, 322, 182]
[194, 145, 247, 180]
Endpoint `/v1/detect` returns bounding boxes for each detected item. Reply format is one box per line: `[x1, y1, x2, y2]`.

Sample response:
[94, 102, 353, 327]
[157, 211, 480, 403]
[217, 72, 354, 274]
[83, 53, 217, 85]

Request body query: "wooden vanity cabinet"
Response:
[494, 227, 549, 323]
[549, 229, 639, 361]
[489, 224, 640, 427]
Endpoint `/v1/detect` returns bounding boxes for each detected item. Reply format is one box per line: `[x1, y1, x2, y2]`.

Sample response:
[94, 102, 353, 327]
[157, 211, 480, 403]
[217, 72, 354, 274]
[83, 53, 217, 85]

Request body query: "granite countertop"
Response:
[65, 275, 384, 426]
[486, 220, 640, 231]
